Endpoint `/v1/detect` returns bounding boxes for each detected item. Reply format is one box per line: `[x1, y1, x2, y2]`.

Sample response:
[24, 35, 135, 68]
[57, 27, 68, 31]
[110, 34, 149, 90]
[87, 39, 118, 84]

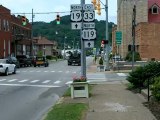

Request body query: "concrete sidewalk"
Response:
[85, 63, 157, 120]
[86, 84, 156, 120]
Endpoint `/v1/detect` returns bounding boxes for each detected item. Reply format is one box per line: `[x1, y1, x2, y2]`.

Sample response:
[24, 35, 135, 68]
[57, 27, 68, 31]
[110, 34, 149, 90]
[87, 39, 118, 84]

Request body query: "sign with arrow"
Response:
[84, 41, 94, 48]
[71, 22, 81, 30]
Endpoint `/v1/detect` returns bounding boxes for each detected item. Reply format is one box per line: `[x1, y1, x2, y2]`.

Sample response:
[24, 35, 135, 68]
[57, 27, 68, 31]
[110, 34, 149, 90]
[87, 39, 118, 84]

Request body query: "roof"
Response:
[148, 0, 160, 8]
[34, 37, 54, 45]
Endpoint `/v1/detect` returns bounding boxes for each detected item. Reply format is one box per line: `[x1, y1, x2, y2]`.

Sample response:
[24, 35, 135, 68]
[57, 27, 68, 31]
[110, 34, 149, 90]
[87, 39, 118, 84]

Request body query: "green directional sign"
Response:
[116, 31, 122, 45]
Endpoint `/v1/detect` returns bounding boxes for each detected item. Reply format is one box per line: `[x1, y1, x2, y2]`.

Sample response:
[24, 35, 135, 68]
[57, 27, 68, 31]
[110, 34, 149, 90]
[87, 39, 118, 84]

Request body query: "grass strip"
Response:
[44, 103, 88, 120]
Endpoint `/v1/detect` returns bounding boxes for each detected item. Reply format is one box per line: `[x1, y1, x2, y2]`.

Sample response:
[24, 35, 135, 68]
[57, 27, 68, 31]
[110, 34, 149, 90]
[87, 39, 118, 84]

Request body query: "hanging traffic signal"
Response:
[97, 0, 101, 15]
[101, 40, 108, 47]
[91, 0, 97, 9]
[56, 14, 60, 24]
[22, 16, 27, 26]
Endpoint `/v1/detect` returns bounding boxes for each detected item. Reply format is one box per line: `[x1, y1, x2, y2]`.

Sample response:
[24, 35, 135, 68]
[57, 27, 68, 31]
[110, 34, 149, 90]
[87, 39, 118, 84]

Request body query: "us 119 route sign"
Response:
[82, 29, 96, 40]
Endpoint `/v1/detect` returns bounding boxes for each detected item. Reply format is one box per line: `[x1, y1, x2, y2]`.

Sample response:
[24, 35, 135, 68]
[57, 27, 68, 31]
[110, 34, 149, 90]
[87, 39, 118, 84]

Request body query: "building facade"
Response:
[116, 0, 148, 59]
[0, 5, 32, 58]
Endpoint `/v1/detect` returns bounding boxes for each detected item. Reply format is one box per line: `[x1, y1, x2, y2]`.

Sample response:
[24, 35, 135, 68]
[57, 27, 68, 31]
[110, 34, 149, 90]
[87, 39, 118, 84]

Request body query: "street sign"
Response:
[71, 22, 81, 30]
[71, 11, 82, 22]
[83, 11, 95, 22]
[83, 22, 95, 29]
[82, 29, 96, 40]
[84, 41, 94, 48]
[83, 4, 94, 11]
[116, 31, 122, 45]
[70, 4, 82, 11]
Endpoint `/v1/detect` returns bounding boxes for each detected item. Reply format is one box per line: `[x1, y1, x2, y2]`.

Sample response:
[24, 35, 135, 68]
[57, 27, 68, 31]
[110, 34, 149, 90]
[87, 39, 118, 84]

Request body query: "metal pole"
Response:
[63, 36, 66, 59]
[132, 5, 136, 71]
[31, 9, 34, 56]
[81, 0, 86, 77]
[105, 0, 109, 71]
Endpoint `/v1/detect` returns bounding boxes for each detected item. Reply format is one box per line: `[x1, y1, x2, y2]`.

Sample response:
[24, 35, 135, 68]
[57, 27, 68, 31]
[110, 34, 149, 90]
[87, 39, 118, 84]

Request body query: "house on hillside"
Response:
[33, 36, 59, 56]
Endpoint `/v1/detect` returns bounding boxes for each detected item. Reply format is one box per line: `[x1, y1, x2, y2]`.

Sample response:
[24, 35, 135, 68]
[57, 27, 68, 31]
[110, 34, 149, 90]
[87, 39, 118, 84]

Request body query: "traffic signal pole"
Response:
[81, 0, 86, 77]
[105, 0, 109, 70]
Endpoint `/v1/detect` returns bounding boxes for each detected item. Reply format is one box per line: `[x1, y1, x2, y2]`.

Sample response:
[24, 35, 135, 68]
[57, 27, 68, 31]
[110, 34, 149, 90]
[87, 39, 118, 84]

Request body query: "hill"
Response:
[32, 15, 115, 49]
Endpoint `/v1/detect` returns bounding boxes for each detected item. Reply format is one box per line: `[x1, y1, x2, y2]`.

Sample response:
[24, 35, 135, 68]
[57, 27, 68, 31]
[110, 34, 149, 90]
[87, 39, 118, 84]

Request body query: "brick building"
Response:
[0, 5, 12, 58]
[0, 5, 32, 58]
[115, 0, 160, 60]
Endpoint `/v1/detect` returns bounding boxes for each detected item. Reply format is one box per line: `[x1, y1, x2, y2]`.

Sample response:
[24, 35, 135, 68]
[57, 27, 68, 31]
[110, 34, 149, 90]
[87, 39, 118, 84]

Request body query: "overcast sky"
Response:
[0, 0, 117, 23]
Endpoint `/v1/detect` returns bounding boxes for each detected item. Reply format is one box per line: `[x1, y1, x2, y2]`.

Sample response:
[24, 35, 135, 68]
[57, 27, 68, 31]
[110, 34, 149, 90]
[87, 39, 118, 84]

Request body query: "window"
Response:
[6, 20, 9, 31]
[152, 5, 159, 14]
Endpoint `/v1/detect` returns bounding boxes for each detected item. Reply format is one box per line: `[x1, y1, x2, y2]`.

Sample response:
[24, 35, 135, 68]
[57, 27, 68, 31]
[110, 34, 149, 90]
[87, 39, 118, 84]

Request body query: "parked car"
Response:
[33, 56, 49, 67]
[16, 55, 32, 67]
[6, 56, 20, 68]
[0, 59, 16, 76]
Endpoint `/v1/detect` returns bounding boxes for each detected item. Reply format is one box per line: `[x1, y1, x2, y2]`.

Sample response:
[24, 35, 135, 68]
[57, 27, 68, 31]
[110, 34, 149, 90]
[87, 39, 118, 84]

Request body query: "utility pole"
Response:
[31, 8, 34, 56]
[132, 5, 136, 71]
[105, 0, 109, 71]
[81, 0, 86, 77]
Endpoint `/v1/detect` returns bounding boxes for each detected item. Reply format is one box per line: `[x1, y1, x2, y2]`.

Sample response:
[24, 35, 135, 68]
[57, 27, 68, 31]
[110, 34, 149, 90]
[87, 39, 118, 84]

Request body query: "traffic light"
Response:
[56, 14, 60, 24]
[22, 16, 27, 26]
[101, 40, 108, 47]
[97, 0, 101, 15]
[91, 0, 97, 9]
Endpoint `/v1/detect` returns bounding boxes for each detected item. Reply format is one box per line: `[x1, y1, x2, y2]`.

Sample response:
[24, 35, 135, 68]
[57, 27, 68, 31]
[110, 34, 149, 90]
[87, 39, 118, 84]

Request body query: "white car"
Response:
[0, 59, 16, 76]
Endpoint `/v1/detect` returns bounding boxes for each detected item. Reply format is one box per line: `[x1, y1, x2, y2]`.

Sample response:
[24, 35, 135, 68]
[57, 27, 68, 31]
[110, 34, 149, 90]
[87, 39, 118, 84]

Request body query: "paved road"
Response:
[0, 57, 129, 120]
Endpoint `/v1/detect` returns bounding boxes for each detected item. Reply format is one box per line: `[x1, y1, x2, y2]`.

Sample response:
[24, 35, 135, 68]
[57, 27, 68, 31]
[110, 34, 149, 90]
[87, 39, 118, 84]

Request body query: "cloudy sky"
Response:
[0, 0, 117, 23]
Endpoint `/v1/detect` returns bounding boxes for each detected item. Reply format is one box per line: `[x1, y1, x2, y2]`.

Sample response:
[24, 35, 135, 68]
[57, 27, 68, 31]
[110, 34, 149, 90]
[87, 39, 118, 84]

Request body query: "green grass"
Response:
[44, 103, 88, 120]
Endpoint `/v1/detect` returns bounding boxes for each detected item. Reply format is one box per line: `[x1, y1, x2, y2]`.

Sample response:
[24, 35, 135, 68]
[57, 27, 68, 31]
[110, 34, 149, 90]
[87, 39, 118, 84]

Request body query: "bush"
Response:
[125, 51, 141, 61]
[99, 57, 103, 65]
[46, 55, 53, 60]
[126, 61, 160, 88]
[151, 77, 160, 101]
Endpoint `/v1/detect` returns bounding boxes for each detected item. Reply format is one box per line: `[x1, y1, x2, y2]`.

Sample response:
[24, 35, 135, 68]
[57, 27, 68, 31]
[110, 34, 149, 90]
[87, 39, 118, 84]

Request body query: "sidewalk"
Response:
[85, 63, 157, 120]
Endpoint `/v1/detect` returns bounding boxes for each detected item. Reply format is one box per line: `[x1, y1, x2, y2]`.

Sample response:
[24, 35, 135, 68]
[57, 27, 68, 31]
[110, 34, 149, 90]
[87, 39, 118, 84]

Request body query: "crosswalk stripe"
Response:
[29, 71, 34, 72]
[65, 81, 72, 85]
[30, 80, 40, 83]
[54, 80, 61, 84]
[117, 73, 127, 76]
[58, 71, 62, 72]
[72, 72, 76, 73]
[36, 71, 41, 72]
[8, 79, 18, 82]
[66, 71, 70, 73]
[42, 80, 51, 84]
[0, 79, 6, 81]
[22, 71, 27, 72]
[51, 71, 55, 72]
[18, 79, 28, 83]
[44, 71, 49, 72]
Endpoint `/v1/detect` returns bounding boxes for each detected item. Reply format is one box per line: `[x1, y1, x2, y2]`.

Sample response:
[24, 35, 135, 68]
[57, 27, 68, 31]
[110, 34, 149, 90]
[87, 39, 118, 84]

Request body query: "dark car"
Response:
[33, 56, 49, 67]
[16, 55, 32, 67]
[6, 56, 20, 68]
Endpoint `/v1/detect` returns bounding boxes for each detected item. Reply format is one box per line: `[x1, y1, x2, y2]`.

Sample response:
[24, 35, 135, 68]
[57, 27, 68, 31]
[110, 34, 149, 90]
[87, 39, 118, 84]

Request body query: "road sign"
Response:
[71, 11, 82, 22]
[83, 4, 94, 11]
[83, 11, 95, 22]
[116, 31, 122, 45]
[84, 41, 94, 48]
[71, 22, 81, 30]
[70, 4, 82, 11]
[83, 22, 95, 29]
[82, 29, 96, 40]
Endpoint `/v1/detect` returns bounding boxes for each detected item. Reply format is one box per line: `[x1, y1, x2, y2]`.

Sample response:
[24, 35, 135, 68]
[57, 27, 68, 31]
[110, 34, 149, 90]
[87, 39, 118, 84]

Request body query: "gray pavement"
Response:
[85, 64, 157, 120]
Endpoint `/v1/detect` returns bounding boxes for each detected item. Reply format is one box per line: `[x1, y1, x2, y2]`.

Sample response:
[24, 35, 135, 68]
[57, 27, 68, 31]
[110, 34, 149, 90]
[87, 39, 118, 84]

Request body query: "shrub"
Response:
[125, 51, 141, 61]
[99, 57, 103, 65]
[151, 77, 160, 101]
[46, 55, 53, 60]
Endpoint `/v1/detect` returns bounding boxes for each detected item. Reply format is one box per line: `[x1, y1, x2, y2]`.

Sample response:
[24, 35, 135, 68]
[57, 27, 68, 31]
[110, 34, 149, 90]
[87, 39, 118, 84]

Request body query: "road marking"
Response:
[44, 71, 49, 72]
[22, 71, 27, 72]
[51, 71, 55, 72]
[29, 71, 34, 72]
[65, 81, 73, 85]
[36, 71, 41, 72]
[72, 72, 76, 73]
[18, 79, 28, 83]
[42, 80, 51, 84]
[8, 79, 18, 82]
[117, 73, 127, 76]
[0, 79, 6, 81]
[58, 71, 62, 72]
[54, 80, 61, 84]
[0, 83, 60, 88]
[30, 80, 40, 83]
[66, 71, 70, 73]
